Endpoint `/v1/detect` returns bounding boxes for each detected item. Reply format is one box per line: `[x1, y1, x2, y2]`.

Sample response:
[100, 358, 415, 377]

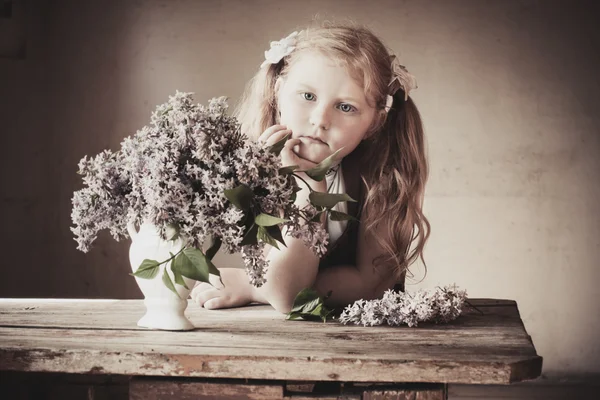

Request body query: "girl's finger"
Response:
[204, 296, 231, 310]
[281, 138, 319, 169]
[264, 129, 292, 146]
[258, 124, 287, 144]
[283, 138, 302, 149]
[190, 282, 216, 302]
[204, 294, 250, 310]
[192, 288, 222, 308]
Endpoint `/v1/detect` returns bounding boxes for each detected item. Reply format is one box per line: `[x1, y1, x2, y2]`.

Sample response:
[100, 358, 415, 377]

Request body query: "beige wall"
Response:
[0, 0, 598, 376]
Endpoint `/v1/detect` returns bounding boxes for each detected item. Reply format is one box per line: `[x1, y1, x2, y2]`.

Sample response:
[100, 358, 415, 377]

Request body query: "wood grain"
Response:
[0, 299, 542, 384]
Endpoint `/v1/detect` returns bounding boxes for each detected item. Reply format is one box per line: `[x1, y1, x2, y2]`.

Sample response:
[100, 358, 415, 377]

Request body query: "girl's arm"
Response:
[247, 125, 331, 313]
[192, 126, 328, 312]
[250, 178, 327, 313]
[192, 180, 325, 313]
[194, 195, 396, 312]
[311, 215, 398, 308]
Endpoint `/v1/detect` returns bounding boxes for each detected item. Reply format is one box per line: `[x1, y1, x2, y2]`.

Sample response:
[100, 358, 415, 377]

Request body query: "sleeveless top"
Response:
[317, 144, 406, 292]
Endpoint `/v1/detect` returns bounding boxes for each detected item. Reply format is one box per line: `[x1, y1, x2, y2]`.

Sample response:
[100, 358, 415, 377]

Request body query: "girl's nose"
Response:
[309, 104, 331, 131]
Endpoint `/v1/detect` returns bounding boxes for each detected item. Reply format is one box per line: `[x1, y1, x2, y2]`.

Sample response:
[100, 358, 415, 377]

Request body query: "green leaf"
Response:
[290, 288, 321, 313]
[203, 237, 223, 285]
[279, 165, 299, 175]
[286, 312, 303, 320]
[309, 192, 356, 209]
[257, 226, 279, 249]
[171, 263, 189, 290]
[268, 132, 292, 155]
[300, 297, 321, 314]
[162, 268, 181, 299]
[185, 247, 216, 283]
[224, 184, 254, 211]
[303, 148, 343, 181]
[131, 259, 160, 279]
[266, 225, 286, 248]
[255, 213, 288, 227]
[329, 210, 358, 222]
[240, 223, 259, 246]
[286, 288, 335, 322]
[172, 248, 210, 284]
[205, 236, 222, 260]
[207, 257, 223, 286]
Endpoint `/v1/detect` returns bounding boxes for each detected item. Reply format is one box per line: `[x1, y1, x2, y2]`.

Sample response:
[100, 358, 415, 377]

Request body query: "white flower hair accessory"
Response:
[260, 31, 302, 69]
[386, 54, 418, 110]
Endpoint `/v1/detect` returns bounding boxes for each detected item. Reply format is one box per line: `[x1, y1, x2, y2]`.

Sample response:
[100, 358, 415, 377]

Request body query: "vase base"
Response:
[137, 313, 195, 331]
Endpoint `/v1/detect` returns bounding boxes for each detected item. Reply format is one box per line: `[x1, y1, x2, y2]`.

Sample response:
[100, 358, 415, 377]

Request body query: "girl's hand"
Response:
[258, 125, 326, 193]
[190, 268, 255, 310]
[258, 125, 315, 171]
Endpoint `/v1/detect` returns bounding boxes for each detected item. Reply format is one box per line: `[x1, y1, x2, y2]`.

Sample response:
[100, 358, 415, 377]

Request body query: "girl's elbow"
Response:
[262, 289, 298, 314]
[269, 295, 294, 314]
[272, 301, 293, 314]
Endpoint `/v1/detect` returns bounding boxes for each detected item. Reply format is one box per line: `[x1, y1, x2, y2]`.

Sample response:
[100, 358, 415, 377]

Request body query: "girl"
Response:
[191, 22, 430, 313]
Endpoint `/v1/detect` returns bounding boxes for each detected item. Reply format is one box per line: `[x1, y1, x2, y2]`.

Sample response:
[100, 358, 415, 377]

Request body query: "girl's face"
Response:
[277, 51, 377, 164]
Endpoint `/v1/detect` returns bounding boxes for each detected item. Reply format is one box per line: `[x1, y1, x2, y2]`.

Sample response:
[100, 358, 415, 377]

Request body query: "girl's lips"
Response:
[300, 136, 326, 145]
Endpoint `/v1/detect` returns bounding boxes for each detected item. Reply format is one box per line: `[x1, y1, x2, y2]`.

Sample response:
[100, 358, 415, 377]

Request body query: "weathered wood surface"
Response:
[0, 298, 542, 384]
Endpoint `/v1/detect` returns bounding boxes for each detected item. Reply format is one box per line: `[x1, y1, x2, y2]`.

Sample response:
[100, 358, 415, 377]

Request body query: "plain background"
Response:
[0, 0, 598, 378]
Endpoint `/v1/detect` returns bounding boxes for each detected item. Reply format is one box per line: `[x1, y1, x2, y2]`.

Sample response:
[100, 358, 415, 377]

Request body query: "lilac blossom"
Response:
[71, 92, 328, 287]
[338, 284, 468, 327]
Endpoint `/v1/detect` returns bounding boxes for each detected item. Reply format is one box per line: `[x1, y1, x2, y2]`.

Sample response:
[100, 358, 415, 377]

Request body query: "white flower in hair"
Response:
[389, 54, 418, 101]
[260, 31, 302, 69]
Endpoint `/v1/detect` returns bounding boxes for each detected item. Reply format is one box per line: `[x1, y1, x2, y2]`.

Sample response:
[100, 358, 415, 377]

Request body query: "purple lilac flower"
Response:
[71, 92, 329, 287]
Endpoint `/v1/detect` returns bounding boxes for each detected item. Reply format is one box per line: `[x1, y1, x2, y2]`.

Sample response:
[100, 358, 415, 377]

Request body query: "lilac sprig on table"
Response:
[71, 92, 354, 292]
[286, 285, 468, 327]
[338, 284, 468, 327]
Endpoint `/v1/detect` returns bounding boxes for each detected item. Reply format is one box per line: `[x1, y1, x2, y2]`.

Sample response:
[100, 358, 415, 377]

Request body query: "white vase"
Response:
[127, 222, 196, 330]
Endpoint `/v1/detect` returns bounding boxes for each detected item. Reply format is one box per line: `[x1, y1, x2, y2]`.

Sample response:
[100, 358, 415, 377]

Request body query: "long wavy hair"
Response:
[236, 22, 430, 282]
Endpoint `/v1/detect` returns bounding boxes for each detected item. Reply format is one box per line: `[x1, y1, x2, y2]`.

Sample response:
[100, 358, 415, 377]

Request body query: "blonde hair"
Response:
[236, 21, 430, 282]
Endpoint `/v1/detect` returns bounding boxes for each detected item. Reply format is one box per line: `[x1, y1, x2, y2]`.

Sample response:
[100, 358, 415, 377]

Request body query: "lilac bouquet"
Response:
[71, 92, 351, 290]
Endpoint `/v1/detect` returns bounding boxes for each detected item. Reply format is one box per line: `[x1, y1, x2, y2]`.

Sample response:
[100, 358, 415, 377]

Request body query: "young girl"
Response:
[191, 22, 430, 313]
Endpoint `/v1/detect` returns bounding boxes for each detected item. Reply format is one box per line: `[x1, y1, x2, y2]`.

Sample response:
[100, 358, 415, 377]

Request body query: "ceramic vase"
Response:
[127, 222, 195, 330]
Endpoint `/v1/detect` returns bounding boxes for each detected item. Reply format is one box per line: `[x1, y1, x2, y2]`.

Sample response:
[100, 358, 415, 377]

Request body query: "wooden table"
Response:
[0, 298, 542, 399]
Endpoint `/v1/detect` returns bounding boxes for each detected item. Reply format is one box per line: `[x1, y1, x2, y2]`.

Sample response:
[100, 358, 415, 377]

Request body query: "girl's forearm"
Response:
[251, 234, 321, 313]
[251, 185, 325, 313]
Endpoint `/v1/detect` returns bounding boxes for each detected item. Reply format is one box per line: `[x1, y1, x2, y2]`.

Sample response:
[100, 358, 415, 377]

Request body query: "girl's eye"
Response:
[338, 103, 356, 113]
[303, 92, 316, 101]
